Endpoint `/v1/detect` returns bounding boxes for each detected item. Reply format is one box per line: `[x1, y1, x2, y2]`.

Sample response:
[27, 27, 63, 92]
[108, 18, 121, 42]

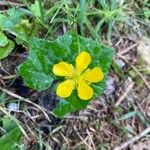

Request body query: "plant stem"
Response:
[37, 0, 44, 22]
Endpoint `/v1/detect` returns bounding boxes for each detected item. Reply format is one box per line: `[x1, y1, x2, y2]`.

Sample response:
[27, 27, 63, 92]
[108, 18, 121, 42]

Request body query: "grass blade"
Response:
[107, 20, 113, 45]
[111, 0, 117, 10]
[78, 0, 86, 35]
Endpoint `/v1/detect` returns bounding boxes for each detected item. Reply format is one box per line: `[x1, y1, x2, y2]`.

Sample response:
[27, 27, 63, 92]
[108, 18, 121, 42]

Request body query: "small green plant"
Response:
[142, 1, 150, 21]
[19, 33, 115, 117]
[0, 7, 33, 56]
[0, 2, 115, 118]
[0, 115, 22, 150]
[87, 0, 127, 44]
[0, 32, 14, 60]
[2, 115, 18, 132]
[0, 128, 22, 150]
[0, 8, 33, 60]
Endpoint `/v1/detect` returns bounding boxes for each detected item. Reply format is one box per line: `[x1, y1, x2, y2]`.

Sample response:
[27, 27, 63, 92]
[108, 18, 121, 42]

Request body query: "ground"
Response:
[0, 0, 150, 150]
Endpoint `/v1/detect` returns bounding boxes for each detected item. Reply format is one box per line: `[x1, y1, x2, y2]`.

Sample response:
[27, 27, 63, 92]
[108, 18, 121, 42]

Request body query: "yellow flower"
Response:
[53, 51, 104, 100]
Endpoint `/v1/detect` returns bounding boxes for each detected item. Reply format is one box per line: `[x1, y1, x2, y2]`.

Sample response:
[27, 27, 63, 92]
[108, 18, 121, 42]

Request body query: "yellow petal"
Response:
[53, 62, 74, 77]
[57, 79, 75, 98]
[83, 67, 104, 83]
[77, 80, 93, 100]
[76, 51, 91, 73]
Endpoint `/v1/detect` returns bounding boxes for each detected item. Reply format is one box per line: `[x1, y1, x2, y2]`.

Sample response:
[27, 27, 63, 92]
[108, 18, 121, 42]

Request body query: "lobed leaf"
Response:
[0, 128, 22, 150]
[0, 39, 15, 60]
[19, 33, 115, 117]
[0, 32, 8, 47]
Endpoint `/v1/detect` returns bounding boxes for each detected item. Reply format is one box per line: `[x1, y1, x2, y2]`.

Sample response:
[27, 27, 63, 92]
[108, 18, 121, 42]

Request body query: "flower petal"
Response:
[76, 51, 91, 73]
[53, 62, 74, 77]
[77, 80, 93, 100]
[57, 79, 75, 98]
[83, 67, 104, 83]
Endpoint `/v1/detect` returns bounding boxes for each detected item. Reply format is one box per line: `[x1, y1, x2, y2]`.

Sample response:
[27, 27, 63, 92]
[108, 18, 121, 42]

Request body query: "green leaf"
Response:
[13, 19, 32, 44]
[19, 38, 55, 90]
[78, 0, 86, 35]
[0, 32, 8, 47]
[2, 115, 17, 132]
[111, 0, 117, 11]
[0, 128, 22, 150]
[53, 100, 77, 118]
[31, 1, 42, 18]
[0, 14, 14, 30]
[0, 8, 24, 31]
[0, 8, 31, 45]
[19, 33, 115, 117]
[7, 8, 24, 24]
[0, 39, 15, 60]
[115, 111, 137, 121]
[112, 61, 124, 78]
[143, 8, 150, 18]
[53, 92, 89, 118]
[0, 7, 31, 46]
[99, 0, 108, 9]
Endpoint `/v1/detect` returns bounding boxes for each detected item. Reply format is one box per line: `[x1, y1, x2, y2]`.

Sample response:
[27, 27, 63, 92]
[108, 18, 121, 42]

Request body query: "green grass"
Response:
[20, 0, 128, 43]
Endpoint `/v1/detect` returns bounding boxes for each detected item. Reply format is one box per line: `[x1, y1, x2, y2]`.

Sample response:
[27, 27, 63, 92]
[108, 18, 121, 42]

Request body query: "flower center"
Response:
[70, 70, 82, 83]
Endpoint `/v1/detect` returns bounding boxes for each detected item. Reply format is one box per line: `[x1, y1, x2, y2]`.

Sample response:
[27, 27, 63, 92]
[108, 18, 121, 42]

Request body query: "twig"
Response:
[118, 43, 138, 55]
[0, 87, 51, 122]
[117, 54, 150, 91]
[37, 0, 44, 21]
[86, 129, 96, 150]
[0, 62, 10, 75]
[0, 105, 30, 140]
[115, 78, 134, 107]
[114, 127, 150, 150]
[0, 75, 16, 80]
[131, 65, 150, 90]
[74, 130, 92, 150]
[0, 1, 25, 7]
